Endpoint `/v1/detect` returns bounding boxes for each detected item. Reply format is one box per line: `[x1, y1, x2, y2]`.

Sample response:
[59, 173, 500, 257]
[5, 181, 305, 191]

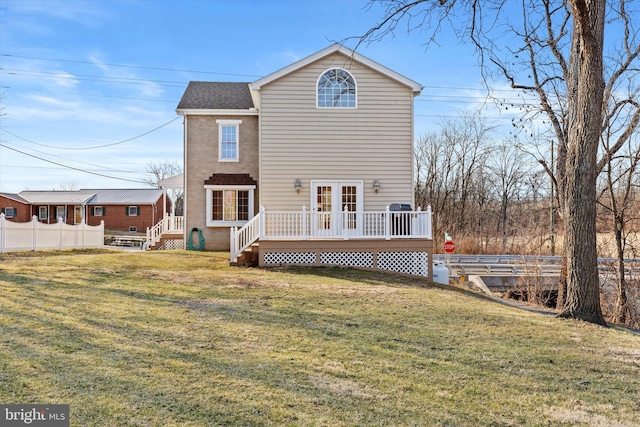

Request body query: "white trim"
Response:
[56, 205, 66, 221]
[176, 109, 258, 116]
[204, 185, 256, 191]
[310, 180, 364, 236]
[204, 186, 256, 227]
[217, 120, 241, 162]
[316, 68, 358, 109]
[182, 115, 188, 248]
[39, 206, 48, 221]
[251, 44, 423, 94]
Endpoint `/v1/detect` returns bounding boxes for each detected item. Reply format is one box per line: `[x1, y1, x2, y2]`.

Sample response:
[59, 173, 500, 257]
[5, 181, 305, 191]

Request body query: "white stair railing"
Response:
[146, 214, 184, 249]
[230, 210, 261, 262]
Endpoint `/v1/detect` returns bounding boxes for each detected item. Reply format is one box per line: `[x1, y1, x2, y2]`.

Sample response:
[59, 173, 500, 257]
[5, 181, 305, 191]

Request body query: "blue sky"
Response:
[0, 0, 510, 192]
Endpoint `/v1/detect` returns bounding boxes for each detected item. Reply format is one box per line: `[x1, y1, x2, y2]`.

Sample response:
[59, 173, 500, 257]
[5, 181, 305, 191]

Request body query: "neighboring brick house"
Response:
[0, 193, 32, 222]
[0, 189, 169, 233]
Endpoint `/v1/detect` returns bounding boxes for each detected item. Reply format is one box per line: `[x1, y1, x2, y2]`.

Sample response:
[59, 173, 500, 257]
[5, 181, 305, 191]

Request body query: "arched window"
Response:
[317, 68, 356, 108]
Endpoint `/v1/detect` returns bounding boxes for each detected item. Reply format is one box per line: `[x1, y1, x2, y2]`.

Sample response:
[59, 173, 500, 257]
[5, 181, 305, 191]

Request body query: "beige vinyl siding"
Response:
[185, 114, 259, 250]
[259, 52, 416, 211]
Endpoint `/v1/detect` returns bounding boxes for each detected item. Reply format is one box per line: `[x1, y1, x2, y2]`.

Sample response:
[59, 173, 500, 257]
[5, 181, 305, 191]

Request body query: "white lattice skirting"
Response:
[263, 250, 428, 278]
[378, 251, 428, 276]
[158, 239, 184, 250]
[263, 252, 316, 264]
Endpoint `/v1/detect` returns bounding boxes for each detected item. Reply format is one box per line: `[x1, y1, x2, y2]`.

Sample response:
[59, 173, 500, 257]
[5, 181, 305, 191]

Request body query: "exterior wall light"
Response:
[373, 180, 380, 193]
[295, 179, 302, 193]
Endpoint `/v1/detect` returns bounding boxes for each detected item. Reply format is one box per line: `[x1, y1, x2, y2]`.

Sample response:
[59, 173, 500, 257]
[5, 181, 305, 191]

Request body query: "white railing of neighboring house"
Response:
[0, 214, 104, 253]
[146, 214, 184, 248]
[230, 205, 433, 262]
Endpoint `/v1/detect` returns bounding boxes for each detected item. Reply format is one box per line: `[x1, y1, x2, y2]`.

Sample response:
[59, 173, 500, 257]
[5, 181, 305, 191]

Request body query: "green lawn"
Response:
[1, 250, 639, 426]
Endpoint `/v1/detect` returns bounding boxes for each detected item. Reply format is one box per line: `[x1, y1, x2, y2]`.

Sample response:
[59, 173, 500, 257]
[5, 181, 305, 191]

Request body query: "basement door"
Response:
[311, 181, 363, 237]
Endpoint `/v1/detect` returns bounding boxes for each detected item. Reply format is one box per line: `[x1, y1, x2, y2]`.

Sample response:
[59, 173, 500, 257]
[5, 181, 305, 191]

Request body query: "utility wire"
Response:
[1, 53, 263, 78]
[0, 143, 148, 183]
[1, 116, 180, 150]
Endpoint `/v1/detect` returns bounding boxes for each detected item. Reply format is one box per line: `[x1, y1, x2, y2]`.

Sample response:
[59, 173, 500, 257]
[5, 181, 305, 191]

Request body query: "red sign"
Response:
[443, 241, 456, 253]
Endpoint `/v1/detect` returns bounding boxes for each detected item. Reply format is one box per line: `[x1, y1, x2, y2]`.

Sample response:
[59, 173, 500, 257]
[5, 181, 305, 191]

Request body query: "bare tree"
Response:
[356, 0, 640, 325]
[145, 160, 183, 216]
[414, 116, 493, 250]
[598, 130, 640, 324]
[486, 142, 532, 253]
[144, 160, 181, 188]
[58, 182, 78, 191]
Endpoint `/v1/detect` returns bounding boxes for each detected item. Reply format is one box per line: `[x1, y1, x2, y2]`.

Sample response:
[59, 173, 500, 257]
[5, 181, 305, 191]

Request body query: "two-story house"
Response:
[177, 44, 434, 278]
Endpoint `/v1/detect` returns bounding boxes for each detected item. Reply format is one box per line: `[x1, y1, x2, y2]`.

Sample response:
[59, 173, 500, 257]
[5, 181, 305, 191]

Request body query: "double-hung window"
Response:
[2, 207, 15, 218]
[56, 206, 66, 221]
[217, 120, 241, 162]
[205, 186, 255, 227]
[39, 206, 48, 221]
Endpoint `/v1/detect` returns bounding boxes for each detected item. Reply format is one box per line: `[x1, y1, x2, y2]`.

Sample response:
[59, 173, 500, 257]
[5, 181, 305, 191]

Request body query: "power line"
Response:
[1, 116, 181, 150]
[0, 139, 145, 174]
[1, 53, 263, 78]
[1, 68, 186, 88]
[0, 143, 148, 183]
[2, 53, 545, 95]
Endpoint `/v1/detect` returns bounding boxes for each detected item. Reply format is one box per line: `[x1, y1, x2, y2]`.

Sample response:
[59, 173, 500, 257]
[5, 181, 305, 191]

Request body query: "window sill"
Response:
[206, 220, 248, 227]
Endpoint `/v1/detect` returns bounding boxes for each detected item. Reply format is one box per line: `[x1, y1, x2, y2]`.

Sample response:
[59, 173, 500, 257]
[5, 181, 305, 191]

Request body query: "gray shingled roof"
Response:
[177, 82, 254, 110]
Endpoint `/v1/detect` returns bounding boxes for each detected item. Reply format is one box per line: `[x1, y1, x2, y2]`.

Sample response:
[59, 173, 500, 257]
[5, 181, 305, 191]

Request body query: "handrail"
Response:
[146, 214, 184, 249]
[230, 211, 262, 262]
[229, 205, 433, 262]
[260, 205, 432, 240]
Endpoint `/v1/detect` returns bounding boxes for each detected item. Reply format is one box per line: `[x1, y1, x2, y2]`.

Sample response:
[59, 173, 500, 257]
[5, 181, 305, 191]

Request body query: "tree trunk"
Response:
[556, 0, 607, 326]
[613, 214, 628, 324]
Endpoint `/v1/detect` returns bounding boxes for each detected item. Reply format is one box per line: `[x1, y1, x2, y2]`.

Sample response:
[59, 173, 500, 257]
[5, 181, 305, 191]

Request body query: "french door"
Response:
[312, 181, 363, 237]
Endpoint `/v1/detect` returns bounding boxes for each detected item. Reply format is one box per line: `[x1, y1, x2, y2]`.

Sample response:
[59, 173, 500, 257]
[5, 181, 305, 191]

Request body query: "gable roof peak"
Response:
[250, 43, 422, 94]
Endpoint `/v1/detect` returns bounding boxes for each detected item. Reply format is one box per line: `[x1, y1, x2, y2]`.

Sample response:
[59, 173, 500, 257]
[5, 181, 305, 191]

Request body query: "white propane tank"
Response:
[432, 261, 450, 285]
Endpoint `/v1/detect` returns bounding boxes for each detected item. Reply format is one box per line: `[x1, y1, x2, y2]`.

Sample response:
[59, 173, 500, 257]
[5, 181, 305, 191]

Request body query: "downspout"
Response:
[182, 115, 188, 248]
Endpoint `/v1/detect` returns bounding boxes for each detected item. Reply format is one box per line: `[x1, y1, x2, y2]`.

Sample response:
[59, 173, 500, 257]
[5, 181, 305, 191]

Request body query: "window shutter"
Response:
[91, 207, 94, 215]
[103, 207, 106, 215]
[136, 206, 140, 216]
[125, 207, 129, 216]
[1, 208, 4, 214]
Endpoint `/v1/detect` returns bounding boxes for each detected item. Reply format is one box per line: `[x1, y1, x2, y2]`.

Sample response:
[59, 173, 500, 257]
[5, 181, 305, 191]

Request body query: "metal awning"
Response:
[158, 174, 183, 189]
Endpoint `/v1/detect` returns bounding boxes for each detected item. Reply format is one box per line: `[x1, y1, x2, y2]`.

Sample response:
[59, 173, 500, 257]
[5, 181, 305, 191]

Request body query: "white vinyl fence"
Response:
[0, 214, 104, 253]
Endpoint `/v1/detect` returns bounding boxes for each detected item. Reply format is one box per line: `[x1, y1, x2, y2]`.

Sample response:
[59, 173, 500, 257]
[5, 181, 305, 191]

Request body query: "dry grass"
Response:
[1, 249, 639, 426]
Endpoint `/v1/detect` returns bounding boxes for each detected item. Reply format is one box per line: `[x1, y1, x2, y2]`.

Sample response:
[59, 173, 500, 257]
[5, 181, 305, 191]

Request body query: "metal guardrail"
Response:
[433, 254, 640, 264]
[433, 254, 640, 279]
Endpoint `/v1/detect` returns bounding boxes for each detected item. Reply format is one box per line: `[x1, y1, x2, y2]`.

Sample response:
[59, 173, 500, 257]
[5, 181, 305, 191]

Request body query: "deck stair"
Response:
[231, 242, 260, 267]
[145, 215, 184, 250]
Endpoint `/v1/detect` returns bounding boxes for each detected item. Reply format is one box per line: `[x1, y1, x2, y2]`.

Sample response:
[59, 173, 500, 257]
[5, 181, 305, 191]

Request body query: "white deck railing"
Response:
[230, 212, 262, 262]
[230, 205, 432, 262]
[0, 214, 104, 252]
[146, 214, 184, 248]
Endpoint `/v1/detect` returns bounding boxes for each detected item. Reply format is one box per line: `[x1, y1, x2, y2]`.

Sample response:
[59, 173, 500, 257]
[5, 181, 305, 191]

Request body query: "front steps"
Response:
[148, 232, 184, 250]
[231, 243, 259, 267]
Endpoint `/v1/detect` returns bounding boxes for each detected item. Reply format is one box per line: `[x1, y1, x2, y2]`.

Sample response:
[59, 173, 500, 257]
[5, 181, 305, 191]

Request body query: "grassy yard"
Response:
[1, 250, 639, 426]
